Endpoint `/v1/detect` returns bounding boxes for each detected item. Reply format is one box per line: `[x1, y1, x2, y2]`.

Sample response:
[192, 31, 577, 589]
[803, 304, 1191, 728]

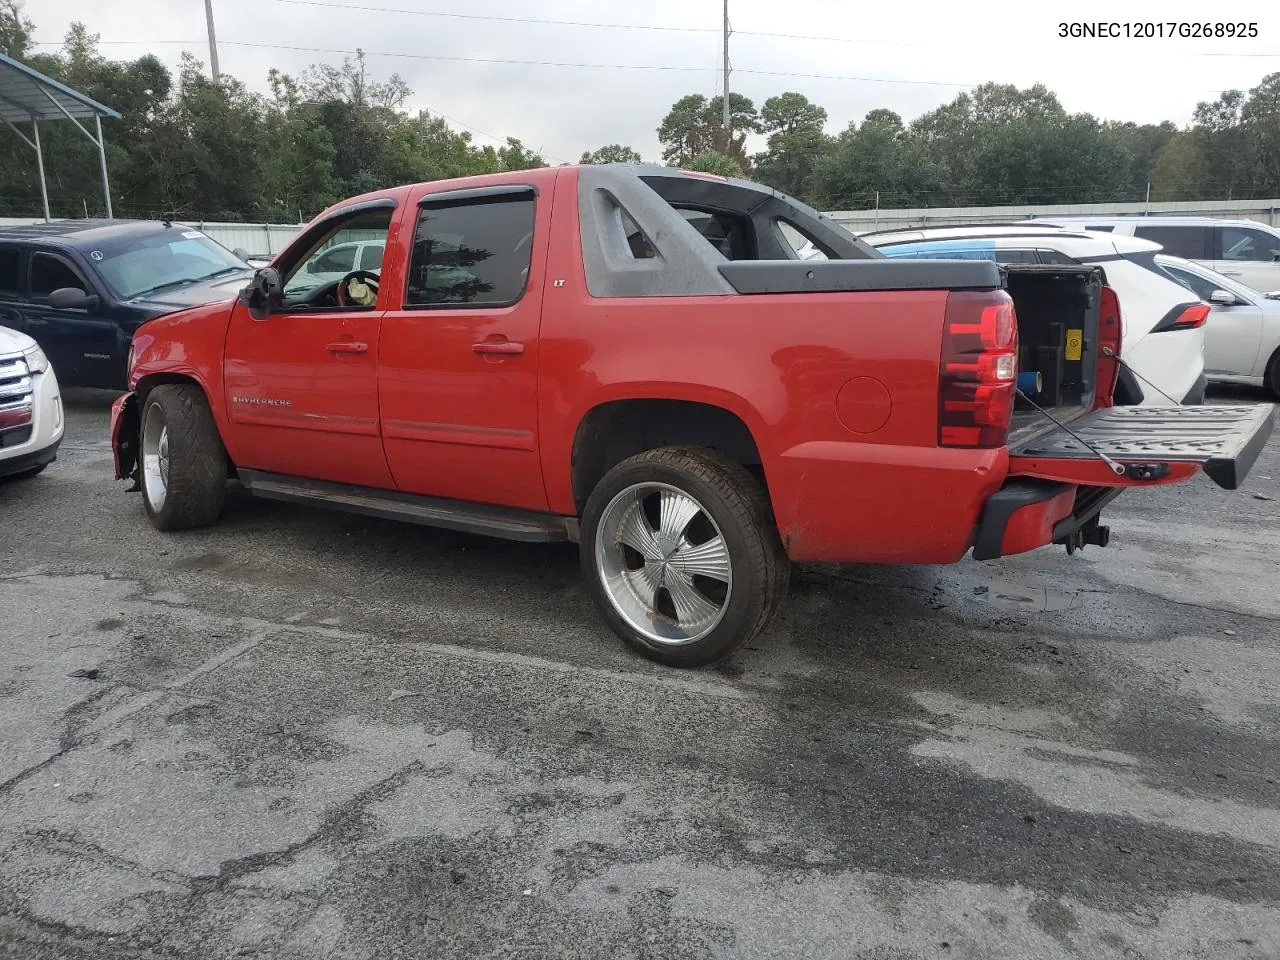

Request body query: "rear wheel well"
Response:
[571, 399, 766, 513]
[1266, 345, 1280, 398]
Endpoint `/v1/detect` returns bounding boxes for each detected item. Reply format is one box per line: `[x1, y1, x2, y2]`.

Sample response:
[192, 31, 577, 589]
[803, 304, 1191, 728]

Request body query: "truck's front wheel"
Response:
[580, 446, 789, 667]
[140, 384, 227, 531]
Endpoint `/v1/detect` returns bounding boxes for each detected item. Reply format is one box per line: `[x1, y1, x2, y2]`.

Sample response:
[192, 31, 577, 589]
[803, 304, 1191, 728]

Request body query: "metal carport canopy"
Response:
[0, 52, 121, 222]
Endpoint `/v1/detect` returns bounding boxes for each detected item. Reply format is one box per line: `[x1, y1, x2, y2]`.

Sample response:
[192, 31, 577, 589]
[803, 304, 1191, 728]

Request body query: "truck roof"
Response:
[323, 163, 839, 224]
[0, 218, 187, 249]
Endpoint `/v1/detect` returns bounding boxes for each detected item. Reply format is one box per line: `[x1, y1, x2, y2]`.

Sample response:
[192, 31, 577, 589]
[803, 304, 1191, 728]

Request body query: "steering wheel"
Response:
[335, 270, 380, 308]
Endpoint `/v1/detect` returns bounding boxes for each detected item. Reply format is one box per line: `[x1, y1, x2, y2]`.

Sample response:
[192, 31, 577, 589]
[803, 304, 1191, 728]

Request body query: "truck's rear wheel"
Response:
[580, 446, 789, 667]
[140, 384, 227, 531]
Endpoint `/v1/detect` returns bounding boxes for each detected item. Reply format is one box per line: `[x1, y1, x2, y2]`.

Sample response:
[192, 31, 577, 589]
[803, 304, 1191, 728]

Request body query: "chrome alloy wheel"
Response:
[594, 482, 733, 645]
[142, 402, 170, 512]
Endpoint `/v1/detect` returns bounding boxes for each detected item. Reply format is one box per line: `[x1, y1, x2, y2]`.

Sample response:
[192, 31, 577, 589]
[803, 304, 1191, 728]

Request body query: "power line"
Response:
[263, 0, 1280, 57]
[35, 37, 1272, 92]
[266, 0, 918, 47]
[32, 39, 981, 86]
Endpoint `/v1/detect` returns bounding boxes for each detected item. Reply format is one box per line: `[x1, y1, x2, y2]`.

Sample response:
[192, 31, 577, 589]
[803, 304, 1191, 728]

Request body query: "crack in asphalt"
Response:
[0, 911, 183, 960]
[191, 760, 429, 895]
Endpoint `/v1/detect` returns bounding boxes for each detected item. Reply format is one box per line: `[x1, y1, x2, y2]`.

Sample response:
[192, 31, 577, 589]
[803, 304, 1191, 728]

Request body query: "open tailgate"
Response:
[1009, 404, 1276, 490]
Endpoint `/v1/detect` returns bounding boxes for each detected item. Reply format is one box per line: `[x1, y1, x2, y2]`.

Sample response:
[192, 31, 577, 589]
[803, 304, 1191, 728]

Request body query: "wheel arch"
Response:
[132, 373, 236, 475]
[1265, 342, 1280, 397]
[568, 396, 770, 515]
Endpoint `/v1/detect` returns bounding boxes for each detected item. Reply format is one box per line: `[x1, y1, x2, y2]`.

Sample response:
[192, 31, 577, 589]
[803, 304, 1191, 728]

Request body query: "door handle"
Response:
[1221, 270, 1243, 277]
[473, 339, 524, 356]
[26, 317, 48, 325]
[327, 341, 368, 354]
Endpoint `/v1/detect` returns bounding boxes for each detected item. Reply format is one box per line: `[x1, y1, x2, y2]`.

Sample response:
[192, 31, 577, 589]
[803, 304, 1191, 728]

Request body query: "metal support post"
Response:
[95, 114, 113, 219]
[32, 118, 50, 222]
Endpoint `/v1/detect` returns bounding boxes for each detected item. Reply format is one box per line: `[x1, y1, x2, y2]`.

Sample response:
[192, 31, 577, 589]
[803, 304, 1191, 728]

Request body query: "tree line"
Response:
[655, 80, 1280, 210]
[2, 1, 1279, 223]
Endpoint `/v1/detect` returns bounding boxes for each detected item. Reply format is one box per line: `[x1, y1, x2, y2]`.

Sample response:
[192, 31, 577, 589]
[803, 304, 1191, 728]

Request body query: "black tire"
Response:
[580, 445, 790, 667]
[1267, 348, 1280, 401]
[140, 384, 227, 531]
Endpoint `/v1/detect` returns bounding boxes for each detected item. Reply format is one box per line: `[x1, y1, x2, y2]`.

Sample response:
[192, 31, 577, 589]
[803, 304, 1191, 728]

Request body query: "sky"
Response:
[28, 0, 1280, 164]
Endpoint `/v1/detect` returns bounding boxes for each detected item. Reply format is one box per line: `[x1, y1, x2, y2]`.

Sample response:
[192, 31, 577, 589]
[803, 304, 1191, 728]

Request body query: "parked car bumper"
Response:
[0, 359, 64, 479]
[1182, 372, 1208, 405]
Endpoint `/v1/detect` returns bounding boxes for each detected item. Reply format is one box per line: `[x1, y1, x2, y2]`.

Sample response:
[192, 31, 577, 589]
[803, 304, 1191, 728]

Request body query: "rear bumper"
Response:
[972, 481, 1119, 560]
[771, 441, 1007, 564]
[1182, 372, 1208, 406]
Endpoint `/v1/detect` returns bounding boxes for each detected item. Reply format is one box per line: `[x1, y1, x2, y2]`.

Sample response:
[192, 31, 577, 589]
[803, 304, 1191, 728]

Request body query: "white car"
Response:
[860, 225, 1209, 406]
[1155, 254, 1280, 398]
[0, 327, 63, 480]
[283, 238, 385, 294]
[1029, 216, 1280, 294]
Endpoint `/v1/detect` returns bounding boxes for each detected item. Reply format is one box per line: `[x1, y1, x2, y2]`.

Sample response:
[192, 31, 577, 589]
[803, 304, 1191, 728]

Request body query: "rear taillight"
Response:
[1167, 304, 1210, 330]
[939, 291, 1018, 448]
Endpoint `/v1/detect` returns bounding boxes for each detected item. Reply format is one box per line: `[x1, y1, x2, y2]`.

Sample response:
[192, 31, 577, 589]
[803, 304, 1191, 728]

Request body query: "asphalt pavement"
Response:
[2, 386, 1279, 960]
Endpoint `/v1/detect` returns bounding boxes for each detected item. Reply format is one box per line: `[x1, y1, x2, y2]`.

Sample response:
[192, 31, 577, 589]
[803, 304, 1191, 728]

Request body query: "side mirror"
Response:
[1209, 289, 1238, 306]
[231, 247, 251, 261]
[48, 287, 99, 311]
[237, 267, 284, 321]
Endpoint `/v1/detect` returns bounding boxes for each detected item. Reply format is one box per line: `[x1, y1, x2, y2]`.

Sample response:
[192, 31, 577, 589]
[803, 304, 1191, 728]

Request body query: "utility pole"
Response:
[721, 0, 731, 151]
[204, 0, 221, 83]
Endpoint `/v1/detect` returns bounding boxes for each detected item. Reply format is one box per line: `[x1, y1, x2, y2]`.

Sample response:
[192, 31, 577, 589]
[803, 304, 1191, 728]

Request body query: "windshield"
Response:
[94, 231, 250, 299]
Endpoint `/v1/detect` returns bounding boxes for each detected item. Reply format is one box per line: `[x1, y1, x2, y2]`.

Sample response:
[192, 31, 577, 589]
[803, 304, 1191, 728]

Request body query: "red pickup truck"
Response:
[111, 164, 1275, 666]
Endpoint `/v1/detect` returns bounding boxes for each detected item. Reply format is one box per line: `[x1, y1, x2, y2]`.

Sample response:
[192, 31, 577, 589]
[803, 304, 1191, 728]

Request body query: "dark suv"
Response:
[0, 220, 254, 389]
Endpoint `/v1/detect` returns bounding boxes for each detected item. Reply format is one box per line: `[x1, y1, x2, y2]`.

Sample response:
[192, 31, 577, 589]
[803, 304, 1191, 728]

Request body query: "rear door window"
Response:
[1217, 225, 1280, 263]
[1036, 249, 1078, 265]
[1133, 225, 1211, 260]
[995, 248, 1039, 263]
[0, 247, 20, 297]
[1160, 264, 1218, 301]
[404, 195, 536, 307]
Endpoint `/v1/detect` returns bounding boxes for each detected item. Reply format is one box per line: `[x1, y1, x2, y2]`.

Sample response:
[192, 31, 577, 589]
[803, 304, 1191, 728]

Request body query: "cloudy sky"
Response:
[30, 0, 1280, 162]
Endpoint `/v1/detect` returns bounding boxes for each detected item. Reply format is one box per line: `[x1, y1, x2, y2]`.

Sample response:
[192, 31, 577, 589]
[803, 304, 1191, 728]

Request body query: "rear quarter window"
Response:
[1133, 225, 1211, 260]
[0, 247, 19, 295]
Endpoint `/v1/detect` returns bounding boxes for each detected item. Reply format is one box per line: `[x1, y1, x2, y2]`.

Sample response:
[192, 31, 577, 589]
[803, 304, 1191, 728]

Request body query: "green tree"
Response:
[1190, 89, 1248, 197]
[0, 0, 33, 58]
[657, 93, 759, 169]
[753, 92, 831, 198]
[810, 109, 940, 209]
[1149, 133, 1211, 202]
[902, 83, 1128, 205]
[497, 137, 546, 171]
[1240, 73, 1280, 196]
[580, 144, 643, 164]
[684, 151, 743, 177]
